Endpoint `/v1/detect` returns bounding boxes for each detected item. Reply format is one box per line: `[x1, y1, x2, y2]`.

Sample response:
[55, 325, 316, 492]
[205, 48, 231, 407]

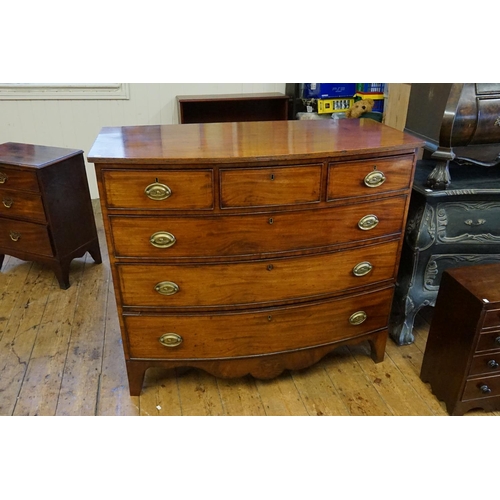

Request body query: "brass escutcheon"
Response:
[159, 333, 183, 348]
[2, 197, 13, 208]
[154, 281, 179, 296]
[349, 311, 367, 326]
[364, 169, 386, 188]
[150, 231, 176, 249]
[0, 172, 7, 184]
[9, 231, 21, 242]
[353, 261, 373, 277]
[358, 214, 379, 230]
[145, 182, 172, 201]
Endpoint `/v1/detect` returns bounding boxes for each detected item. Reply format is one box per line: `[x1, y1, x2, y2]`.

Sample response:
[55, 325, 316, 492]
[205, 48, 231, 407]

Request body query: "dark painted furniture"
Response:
[389, 160, 500, 345]
[176, 92, 289, 124]
[0, 142, 101, 289]
[420, 263, 500, 415]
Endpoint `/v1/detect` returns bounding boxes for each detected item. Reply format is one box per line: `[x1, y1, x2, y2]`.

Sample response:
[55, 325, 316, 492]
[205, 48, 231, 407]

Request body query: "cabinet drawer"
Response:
[0, 166, 39, 192]
[476, 330, 500, 352]
[220, 164, 321, 208]
[125, 286, 394, 359]
[118, 240, 399, 308]
[327, 155, 413, 201]
[462, 374, 500, 401]
[469, 352, 500, 376]
[102, 169, 214, 210]
[0, 189, 46, 222]
[0, 217, 53, 256]
[110, 196, 407, 259]
[483, 309, 500, 329]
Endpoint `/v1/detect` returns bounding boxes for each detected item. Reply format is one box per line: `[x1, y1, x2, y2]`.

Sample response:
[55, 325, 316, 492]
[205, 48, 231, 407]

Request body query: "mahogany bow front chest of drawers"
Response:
[88, 119, 422, 395]
[0, 142, 101, 289]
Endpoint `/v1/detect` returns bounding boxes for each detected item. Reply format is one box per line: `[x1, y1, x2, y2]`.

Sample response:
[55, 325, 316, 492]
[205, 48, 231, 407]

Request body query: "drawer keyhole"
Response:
[270, 174, 275, 181]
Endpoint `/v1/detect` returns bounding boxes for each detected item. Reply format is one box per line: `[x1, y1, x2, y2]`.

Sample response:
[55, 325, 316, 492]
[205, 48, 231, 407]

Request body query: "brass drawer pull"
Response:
[145, 182, 172, 201]
[159, 333, 183, 348]
[353, 261, 373, 277]
[9, 231, 21, 242]
[154, 281, 179, 296]
[150, 231, 176, 249]
[0, 172, 7, 184]
[364, 170, 386, 188]
[2, 197, 13, 208]
[358, 214, 379, 230]
[349, 311, 367, 325]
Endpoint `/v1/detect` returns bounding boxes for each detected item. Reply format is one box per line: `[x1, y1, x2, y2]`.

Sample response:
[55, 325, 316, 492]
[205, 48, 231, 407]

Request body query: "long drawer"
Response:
[110, 196, 407, 259]
[125, 286, 394, 359]
[118, 240, 400, 308]
[0, 217, 53, 256]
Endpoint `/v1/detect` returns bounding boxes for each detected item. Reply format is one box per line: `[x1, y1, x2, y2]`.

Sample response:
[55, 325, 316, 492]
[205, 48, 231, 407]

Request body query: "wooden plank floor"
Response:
[1, 201, 498, 417]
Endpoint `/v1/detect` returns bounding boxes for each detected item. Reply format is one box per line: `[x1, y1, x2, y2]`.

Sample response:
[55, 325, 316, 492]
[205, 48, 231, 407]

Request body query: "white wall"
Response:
[0, 83, 286, 198]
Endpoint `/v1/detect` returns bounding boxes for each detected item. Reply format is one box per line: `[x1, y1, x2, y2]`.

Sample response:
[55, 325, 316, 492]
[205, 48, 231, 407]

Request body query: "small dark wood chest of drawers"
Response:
[0, 142, 102, 288]
[88, 119, 422, 396]
[421, 263, 500, 415]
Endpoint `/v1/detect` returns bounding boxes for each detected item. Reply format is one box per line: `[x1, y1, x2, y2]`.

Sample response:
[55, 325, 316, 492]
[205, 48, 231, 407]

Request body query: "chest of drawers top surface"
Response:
[87, 119, 422, 164]
[0, 142, 82, 169]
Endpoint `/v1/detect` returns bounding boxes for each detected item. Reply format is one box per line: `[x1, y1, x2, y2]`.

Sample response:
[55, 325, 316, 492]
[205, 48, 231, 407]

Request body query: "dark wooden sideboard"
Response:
[176, 92, 289, 124]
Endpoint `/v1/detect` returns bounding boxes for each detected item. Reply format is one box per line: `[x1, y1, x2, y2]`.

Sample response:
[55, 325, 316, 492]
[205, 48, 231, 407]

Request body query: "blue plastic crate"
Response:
[303, 83, 356, 99]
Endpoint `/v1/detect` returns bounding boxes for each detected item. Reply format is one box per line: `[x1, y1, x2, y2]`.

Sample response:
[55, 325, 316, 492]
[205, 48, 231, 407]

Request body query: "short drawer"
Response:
[125, 286, 394, 359]
[110, 196, 407, 259]
[483, 309, 500, 330]
[0, 189, 46, 222]
[220, 164, 322, 208]
[0, 217, 53, 257]
[462, 374, 500, 401]
[102, 169, 214, 210]
[117, 240, 399, 308]
[0, 165, 39, 192]
[327, 155, 414, 201]
[469, 352, 500, 376]
[476, 330, 500, 352]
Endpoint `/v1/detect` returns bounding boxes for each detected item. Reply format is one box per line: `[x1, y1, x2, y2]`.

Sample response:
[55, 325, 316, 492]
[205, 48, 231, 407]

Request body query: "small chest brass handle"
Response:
[364, 170, 386, 188]
[9, 231, 21, 242]
[145, 182, 172, 201]
[2, 197, 13, 208]
[0, 172, 7, 184]
[159, 333, 183, 348]
[358, 214, 379, 230]
[150, 231, 176, 249]
[154, 281, 179, 296]
[349, 311, 367, 325]
[353, 261, 373, 277]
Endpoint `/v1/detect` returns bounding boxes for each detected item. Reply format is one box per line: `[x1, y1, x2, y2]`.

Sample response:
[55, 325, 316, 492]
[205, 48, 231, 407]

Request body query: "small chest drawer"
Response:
[0, 166, 39, 192]
[476, 330, 500, 352]
[469, 352, 500, 376]
[220, 164, 322, 208]
[117, 240, 399, 308]
[0, 189, 46, 222]
[483, 308, 500, 329]
[0, 217, 53, 256]
[110, 196, 407, 259]
[102, 169, 214, 210]
[462, 374, 500, 401]
[327, 155, 414, 201]
[125, 286, 394, 359]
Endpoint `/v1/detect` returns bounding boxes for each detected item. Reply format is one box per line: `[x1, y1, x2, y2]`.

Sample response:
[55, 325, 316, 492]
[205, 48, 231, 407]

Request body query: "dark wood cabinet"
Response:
[0, 142, 101, 288]
[176, 92, 289, 124]
[421, 263, 500, 415]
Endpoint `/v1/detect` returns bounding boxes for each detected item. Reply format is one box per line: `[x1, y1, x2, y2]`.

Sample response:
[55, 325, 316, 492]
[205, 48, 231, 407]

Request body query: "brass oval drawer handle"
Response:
[154, 281, 180, 296]
[159, 333, 183, 348]
[145, 182, 172, 201]
[2, 197, 13, 208]
[364, 170, 386, 188]
[349, 311, 367, 326]
[150, 231, 176, 249]
[0, 172, 7, 184]
[352, 261, 373, 277]
[9, 231, 21, 242]
[358, 214, 379, 230]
